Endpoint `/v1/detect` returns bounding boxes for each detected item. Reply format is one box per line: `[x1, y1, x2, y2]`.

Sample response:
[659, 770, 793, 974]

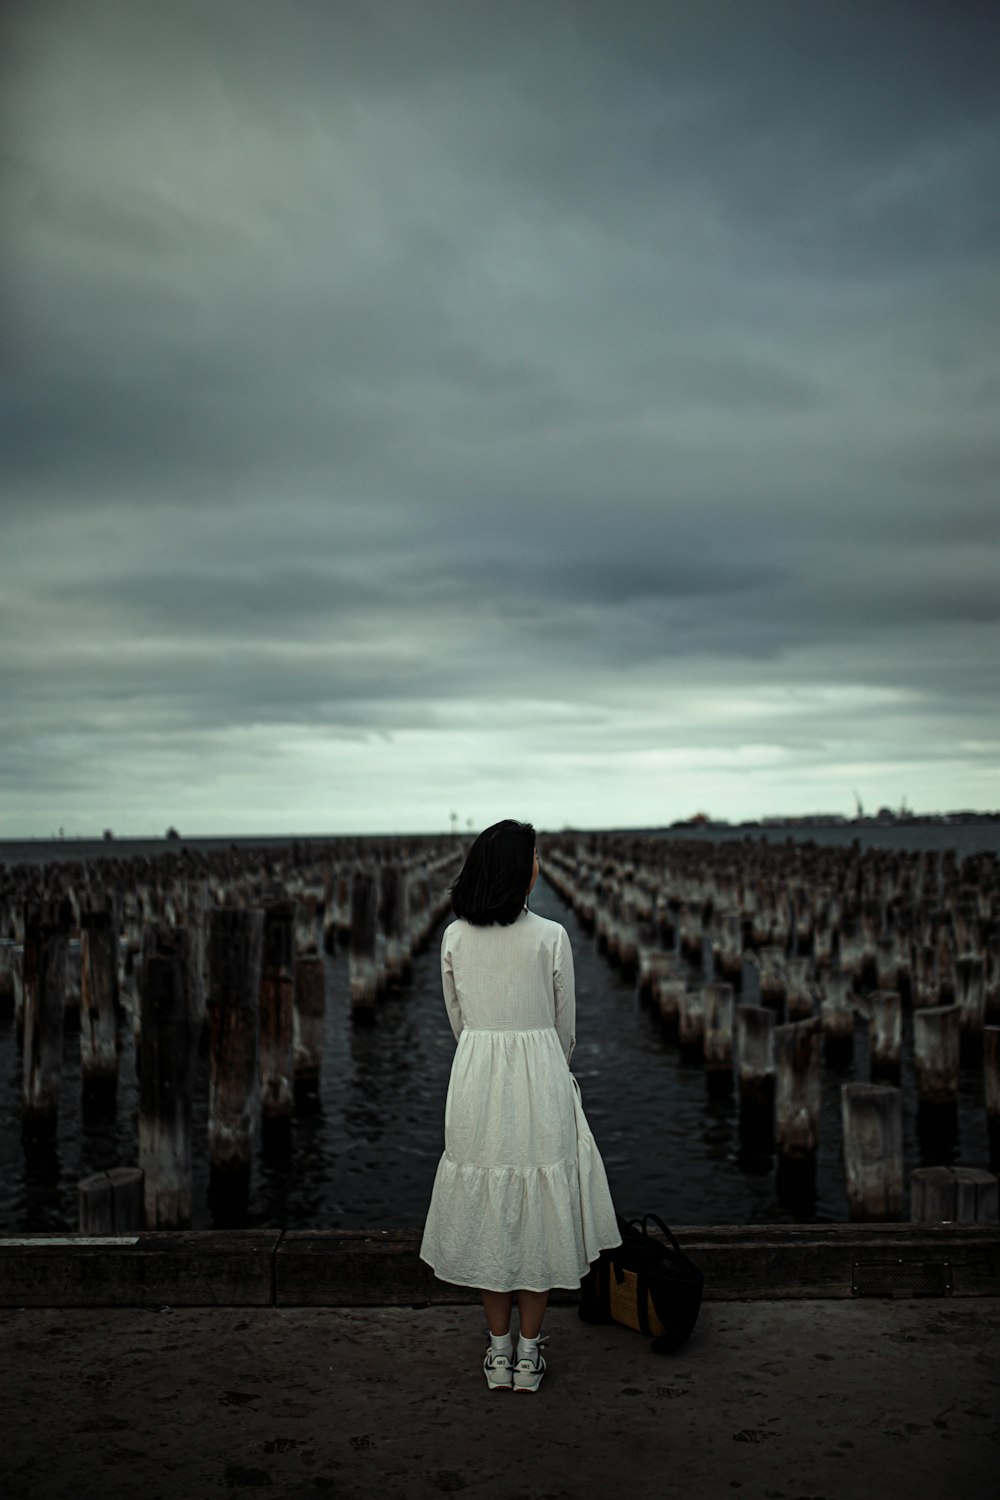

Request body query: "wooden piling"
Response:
[911, 1164, 999, 1224]
[656, 977, 684, 1043]
[80, 902, 120, 1100]
[867, 990, 903, 1080]
[703, 982, 734, 1093]
[78, 1166, 144, 1233]
[784, 954, 814, 1021]
[677, 985, 705, 1061]
[953, 1166, 998, 1223]
[955, 953, 985, 1052]
[138, 923, 197, 1228]
[913, 1003, 961, 1104]
[259, 901, 296, 1122]
[736, 1004, 775, 1151]
[639, 947, 674, 1006]
[349, 869, 378, 1021]
[294, 953, 325, 1109]
[64, 937, 82, 1022]
[757, 946, 787, 1017]
[817, 969, 855, 1061]
[207, 907, 263, 1175]
[774, 1016, 821, 1159]
[0, 938, 17, 1018]
[22, 898, 71, 1140]
[712, 909, 742, 983]
[379, 864, 410, 987]
[912, 942, 940, 1008]
[618, 897, 638, 982]
[841, 1082, 904, 1221]
[986, 1026, 1000, 1172]
[875, 932, 899, 992]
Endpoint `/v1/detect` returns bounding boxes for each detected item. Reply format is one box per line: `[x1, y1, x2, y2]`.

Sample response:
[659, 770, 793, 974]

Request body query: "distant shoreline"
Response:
[2, 815, 1000, 865]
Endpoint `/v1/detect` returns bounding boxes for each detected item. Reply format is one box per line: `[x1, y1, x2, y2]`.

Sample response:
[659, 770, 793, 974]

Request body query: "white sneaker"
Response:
[513, 1339, 547, 1392]
[483, 1347, 513, 1390]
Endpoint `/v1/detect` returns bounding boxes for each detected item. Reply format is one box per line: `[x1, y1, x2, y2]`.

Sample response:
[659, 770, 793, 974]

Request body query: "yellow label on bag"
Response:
[608, 1267, 667, 1338]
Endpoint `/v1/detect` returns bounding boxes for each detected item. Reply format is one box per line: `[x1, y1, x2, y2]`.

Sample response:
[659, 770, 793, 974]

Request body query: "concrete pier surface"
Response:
[3, 1296, 998, 1500]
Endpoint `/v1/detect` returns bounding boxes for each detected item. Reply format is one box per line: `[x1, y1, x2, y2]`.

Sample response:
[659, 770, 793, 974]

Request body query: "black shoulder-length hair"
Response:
[450, 819, 536, 926]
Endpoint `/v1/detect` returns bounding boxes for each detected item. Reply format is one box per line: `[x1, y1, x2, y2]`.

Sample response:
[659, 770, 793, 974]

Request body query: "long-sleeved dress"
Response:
[419, 907, 621, 1292]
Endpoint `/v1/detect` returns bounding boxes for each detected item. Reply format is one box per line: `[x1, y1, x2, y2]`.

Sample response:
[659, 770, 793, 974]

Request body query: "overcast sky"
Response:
[2, 0, 998, 837]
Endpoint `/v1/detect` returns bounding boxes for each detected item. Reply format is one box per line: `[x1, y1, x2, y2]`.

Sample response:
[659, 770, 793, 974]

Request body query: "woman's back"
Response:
[442, 908, 575, 1057]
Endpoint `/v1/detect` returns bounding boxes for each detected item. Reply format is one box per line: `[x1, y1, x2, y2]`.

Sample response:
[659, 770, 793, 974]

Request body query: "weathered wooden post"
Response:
[736, 1004, 775, 1152]
[913, 1001, 961, 1158]
[952, 1166, 999, 1222]
[774, 1016, 821, 1165]
[913, 1003, 961, 1105]
[206, 906, 263, 1217]
[911, 1164, 959, 1224]
[259, 901, 295, 1128]
[837, 912, 865, 988]
[64, 937, 82, 1024]
[139, 923, 196, 1228]
[678, 901, 703, 966]
[841, 1082, 904, 1220]
[911, 1165, 999, 1223]
[0, 937, 17, 1018]
[408, 870, 431, 954]
[678, 985, 705, 1062]
[618, 898, 638, 982]
[712, 909, 743, 985]
[784, 954, 814, 1021]
[757, 946, 787, 1018]
[639, 947, 673, 1007]
[80, 902, 120, 1105]
[655, 892, 675, 951]
[703, 982, 733, 1096]
[78, 1166, 144, 1233]
[656, 977, 684, 1043]
[817, 969, 854, 1063]
[294, 953, 325, 1111]
[912, 943, 940, 1008]
[595, 881, 611, 955]
[22, 898, 71, 1142]
[379, 864, 410, 987]
[183, 879, 209, 1057]
[606, 889, 623, 966]
[867, 990, 902, 1081]
[910, 1164, 956, 1223]
[986, 1026, 1000, 1172]
[875, 932, 899, 992]
[813, 900, 834, 971]
[955, 953, 985, 1057]
[350, 868, 378, 1022]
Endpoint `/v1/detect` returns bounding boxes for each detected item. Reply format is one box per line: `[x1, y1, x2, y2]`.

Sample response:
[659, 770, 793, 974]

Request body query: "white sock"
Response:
[489, 1331, 513, 1357]
[517, 1332, 540, 1362]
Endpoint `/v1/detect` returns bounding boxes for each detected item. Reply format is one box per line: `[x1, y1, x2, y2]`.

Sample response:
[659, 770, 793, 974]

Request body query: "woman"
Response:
[419, 819, 621, 1391]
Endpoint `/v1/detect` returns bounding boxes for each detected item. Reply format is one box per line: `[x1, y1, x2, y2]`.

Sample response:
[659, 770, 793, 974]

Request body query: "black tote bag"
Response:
[578, 1212, 705, 1354]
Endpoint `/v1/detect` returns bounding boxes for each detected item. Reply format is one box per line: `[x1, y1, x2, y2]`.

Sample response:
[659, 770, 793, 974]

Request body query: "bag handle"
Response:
[624, 1212, 685, 1258]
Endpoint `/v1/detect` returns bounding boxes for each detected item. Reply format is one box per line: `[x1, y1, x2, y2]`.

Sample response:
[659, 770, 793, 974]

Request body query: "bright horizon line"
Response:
[3, 807, 999, 843]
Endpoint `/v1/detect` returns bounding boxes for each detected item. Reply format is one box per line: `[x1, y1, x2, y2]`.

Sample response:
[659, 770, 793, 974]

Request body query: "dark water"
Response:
[3, 818, 999, 870]
[0, 874, 991, 1232]
[651, 821, 1000, 859]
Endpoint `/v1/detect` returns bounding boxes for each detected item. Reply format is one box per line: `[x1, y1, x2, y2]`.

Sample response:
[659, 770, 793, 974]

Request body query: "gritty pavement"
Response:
[2, 1298, 998, 1500]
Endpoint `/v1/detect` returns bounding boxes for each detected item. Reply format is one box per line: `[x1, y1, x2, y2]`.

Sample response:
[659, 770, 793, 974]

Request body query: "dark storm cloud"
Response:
[2, 0, 999, 831]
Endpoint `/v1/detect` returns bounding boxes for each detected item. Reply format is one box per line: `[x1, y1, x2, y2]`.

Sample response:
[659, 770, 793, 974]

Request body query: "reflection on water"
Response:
[0, 873, 991, 1231]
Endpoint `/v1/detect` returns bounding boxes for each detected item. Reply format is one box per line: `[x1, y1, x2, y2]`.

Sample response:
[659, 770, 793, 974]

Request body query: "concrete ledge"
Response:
[1, 1223, 997, 1306]
[675, 1221, 1000, 1299]
[0, 1229, 280, 1307]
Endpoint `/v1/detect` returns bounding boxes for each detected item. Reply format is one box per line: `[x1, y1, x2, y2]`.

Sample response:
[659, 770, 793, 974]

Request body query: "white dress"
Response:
[419, 908, 621, 1292]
